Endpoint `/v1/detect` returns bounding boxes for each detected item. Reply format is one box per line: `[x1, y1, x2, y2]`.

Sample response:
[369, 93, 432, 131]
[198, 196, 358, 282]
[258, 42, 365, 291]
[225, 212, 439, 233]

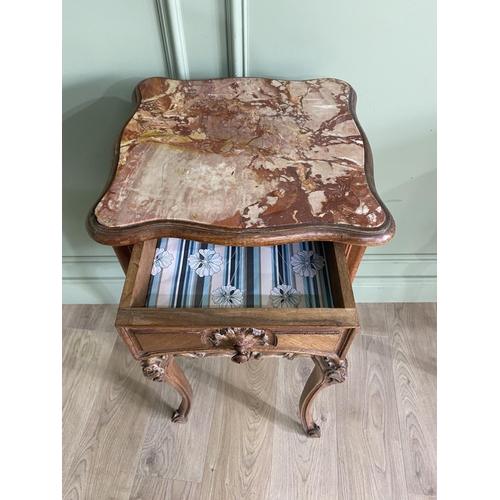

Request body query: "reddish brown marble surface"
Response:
[95, 77, 386, 232]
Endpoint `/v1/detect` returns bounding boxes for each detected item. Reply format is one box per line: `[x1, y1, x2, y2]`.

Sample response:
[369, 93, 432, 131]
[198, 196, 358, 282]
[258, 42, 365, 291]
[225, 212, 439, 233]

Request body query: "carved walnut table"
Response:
[86, 77, 395, 437]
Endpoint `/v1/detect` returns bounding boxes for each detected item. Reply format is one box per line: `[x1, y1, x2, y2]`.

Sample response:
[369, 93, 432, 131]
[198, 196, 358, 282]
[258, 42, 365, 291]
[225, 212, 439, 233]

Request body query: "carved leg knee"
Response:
[299, 355, 348, 438]
[142, 355, 193, 424]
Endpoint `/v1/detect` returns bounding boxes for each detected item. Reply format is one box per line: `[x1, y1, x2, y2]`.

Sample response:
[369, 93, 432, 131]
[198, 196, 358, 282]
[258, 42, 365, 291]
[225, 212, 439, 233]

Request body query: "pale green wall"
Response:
[63, 0, 436, 303]
[63, 0, 166, 258]
[246, 0, 437, 257]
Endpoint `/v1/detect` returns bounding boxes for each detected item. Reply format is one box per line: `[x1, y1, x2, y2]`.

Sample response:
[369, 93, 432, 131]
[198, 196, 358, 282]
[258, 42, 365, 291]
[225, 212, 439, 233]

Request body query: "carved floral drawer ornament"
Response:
[86, 77, 395, 437]
[201, 327, 276, 364]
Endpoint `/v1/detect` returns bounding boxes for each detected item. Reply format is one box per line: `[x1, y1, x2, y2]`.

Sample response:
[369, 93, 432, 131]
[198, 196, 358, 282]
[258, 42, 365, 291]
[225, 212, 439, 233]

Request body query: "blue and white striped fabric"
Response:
[146, 238, 334, 309]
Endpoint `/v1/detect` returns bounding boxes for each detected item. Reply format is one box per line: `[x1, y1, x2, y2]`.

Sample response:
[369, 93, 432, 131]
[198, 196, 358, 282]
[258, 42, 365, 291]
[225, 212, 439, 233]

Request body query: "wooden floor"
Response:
[62, 303, 436, 500]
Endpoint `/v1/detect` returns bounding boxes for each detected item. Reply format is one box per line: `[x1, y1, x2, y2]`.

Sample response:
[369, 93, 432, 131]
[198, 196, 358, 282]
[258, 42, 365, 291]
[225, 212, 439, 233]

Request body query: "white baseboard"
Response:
[62, 253, 437, 304]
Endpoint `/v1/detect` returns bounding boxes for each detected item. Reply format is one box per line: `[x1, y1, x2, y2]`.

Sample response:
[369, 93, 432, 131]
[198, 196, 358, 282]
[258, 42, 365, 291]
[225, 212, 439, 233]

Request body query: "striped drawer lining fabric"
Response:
[146, 238, 335, 308]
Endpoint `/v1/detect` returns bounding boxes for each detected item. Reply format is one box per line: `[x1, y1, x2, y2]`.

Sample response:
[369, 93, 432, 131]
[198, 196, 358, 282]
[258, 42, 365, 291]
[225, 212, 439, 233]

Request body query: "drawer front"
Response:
[119, 327, 346, 359]
[116, 238, 359, 361]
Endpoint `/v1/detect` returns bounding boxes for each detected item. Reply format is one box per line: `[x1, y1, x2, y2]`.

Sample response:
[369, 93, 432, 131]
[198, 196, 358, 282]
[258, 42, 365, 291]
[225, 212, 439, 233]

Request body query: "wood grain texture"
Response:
[62, 304, 436, 500]
[113, 245, 133, 275]
[63, 337, 157, 500]
[118, 240, 156, 309]
[270, 356, 339, 500]
[134, 332, 342, 358]
[62, 326, 116, 478]
[328, 242, 357, 308]
[137, 356, 221, 482]
[62, 303, 118, 332]
[199, 358, 279, 499]
[390, 303, 437, 496]
[358, 302, 391, 337]
[345, 244, 366, 282]
[116, 306, 359, 329]
[129, 476, 201, 500]
[336, 334, 409, 500]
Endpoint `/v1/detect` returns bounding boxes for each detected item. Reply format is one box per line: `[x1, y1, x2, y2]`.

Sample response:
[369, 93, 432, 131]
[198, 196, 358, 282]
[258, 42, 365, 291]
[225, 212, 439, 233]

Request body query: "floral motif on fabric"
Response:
[269, 284, 302, 308]
[212, 286, 244, 307]
[290, 250, 325, 278]
[187, 249, 223, 277]
[151, 248, 174, 276]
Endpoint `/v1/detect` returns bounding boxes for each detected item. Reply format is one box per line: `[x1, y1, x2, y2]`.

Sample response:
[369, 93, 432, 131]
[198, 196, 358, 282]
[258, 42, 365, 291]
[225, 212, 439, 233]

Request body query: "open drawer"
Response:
[115, 239, 359, 362]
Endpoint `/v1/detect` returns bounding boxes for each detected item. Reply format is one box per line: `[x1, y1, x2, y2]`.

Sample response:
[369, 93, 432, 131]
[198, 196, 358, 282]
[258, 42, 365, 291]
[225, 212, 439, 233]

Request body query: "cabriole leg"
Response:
[299, 355, 348, 438]
[141, 355, 193, 423]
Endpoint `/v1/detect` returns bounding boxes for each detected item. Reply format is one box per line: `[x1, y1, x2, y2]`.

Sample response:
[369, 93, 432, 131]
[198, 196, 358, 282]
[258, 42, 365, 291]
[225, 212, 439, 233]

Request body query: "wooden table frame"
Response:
[116, 239, 359, 437]
[86, 77, 395, 438]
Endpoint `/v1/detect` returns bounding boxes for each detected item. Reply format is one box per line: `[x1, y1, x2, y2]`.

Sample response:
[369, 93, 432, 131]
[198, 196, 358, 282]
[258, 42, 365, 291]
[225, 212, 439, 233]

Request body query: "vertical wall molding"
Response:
[156, 0, 248, 79]
[156, 0, 189, 79]
[225, 0, 248, 77]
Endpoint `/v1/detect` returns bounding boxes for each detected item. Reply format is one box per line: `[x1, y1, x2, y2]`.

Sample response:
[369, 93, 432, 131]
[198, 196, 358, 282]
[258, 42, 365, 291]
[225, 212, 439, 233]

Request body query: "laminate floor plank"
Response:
[136, 356, 222, 483]
[199, 358, 279, 500]
[270, 356, 339, 500]
[389, 303, 437, 496]
[63, 337, 157, 500]
[129, 476, 201, 500]
[358, 302, 392, 337]
[62, 304, 118, 332]
[336, 333, 409, 500]
[62, 325, 117, 479]
[62, 303, 437, 500]
[62, 305, 119, 410]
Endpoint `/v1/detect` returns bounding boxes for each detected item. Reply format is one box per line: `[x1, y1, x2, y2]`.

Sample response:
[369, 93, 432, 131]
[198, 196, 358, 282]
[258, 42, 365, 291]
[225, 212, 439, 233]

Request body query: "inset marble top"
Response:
[89, 77, 394, 247]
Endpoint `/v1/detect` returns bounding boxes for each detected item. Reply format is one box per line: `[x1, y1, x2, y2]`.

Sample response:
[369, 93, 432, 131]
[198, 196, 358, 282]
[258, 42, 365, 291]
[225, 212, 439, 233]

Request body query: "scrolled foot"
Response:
[172, 410, 188, 424]
[306, 423, 321, 438]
